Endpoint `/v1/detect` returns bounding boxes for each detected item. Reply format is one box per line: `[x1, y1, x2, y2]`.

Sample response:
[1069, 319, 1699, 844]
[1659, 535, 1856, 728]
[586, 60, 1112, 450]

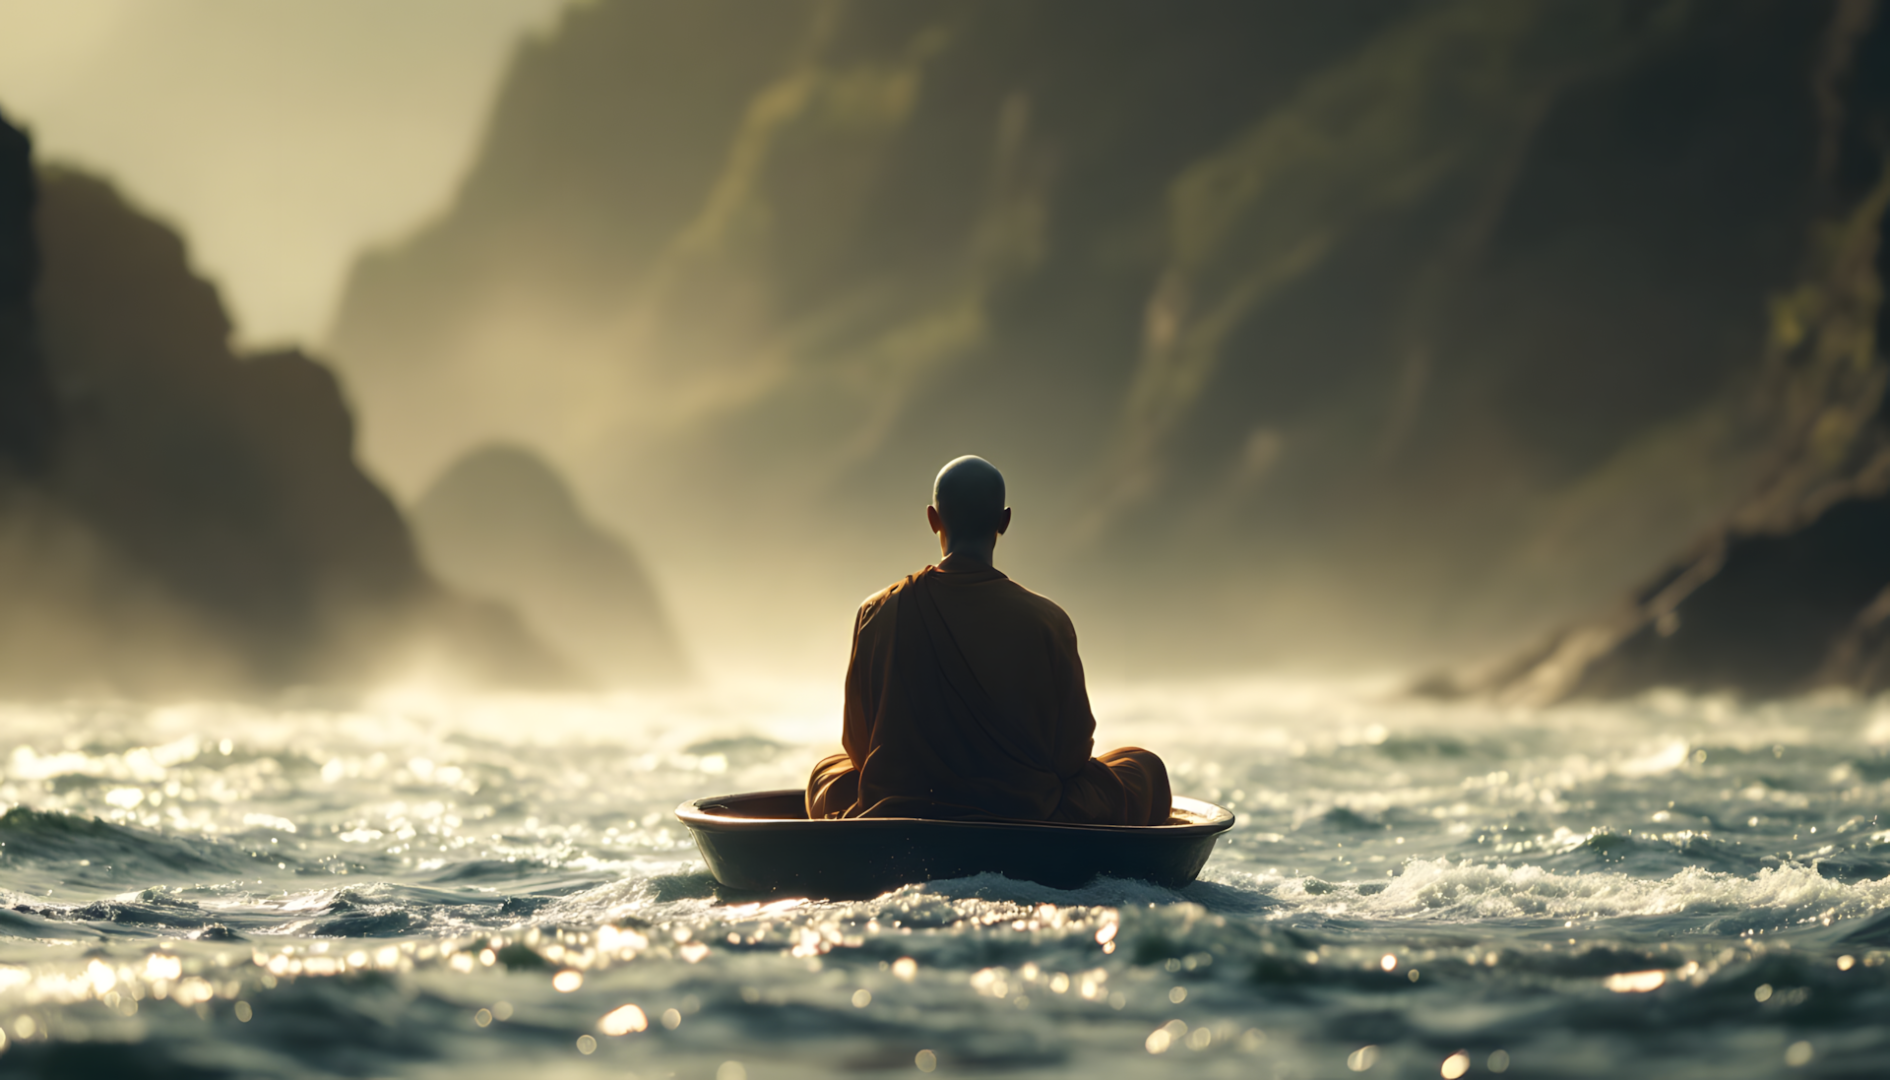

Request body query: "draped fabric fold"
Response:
[806, 566, 1170, 825]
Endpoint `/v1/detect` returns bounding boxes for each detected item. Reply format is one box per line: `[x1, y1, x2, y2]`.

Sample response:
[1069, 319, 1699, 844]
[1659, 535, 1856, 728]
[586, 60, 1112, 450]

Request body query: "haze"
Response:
[4, 0, 1875, 690]
[0, 0, 566, 347]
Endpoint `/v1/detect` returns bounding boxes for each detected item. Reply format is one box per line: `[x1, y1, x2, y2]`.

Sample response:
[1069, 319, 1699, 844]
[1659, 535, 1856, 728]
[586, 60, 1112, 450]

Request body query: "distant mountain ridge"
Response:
[412, 444, 689, 687]
[330, 0, 1879, 674]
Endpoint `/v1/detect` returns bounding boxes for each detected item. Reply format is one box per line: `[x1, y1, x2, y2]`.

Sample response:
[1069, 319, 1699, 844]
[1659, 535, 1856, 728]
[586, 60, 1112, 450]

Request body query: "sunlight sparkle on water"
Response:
[1603, 970, 1667, 993]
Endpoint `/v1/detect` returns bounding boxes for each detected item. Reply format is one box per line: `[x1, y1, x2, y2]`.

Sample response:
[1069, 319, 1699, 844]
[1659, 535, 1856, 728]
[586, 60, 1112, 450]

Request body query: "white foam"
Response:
[1247, 858, 1890, 924]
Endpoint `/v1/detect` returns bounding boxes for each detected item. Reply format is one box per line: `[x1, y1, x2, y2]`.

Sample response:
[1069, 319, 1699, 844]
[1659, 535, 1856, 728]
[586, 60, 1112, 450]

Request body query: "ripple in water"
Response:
[0, 682, 1886, 1077]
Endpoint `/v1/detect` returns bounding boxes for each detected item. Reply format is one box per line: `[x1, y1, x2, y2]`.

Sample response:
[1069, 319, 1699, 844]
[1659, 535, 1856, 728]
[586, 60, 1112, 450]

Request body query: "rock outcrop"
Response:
[411, 444, 690, 687]
[328, 0, 1882, 673]
[0, 107, 574, 696]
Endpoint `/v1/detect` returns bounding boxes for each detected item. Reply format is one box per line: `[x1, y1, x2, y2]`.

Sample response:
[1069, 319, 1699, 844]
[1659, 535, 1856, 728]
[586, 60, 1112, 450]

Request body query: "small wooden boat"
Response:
[675, 789, 1235, 897]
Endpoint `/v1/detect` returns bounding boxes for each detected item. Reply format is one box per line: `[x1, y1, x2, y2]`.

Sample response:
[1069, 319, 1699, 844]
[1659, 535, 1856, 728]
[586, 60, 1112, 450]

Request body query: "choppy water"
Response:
[1, 681, 1889, 1079]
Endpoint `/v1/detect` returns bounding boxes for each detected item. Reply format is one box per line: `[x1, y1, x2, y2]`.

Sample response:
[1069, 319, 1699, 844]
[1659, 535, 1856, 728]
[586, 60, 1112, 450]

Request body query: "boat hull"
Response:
[676, 789, 1235, 897]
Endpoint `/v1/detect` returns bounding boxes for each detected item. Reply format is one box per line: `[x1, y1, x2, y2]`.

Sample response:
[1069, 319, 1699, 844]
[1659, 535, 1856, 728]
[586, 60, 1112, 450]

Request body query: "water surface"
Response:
[1, 682, 1887, 1078]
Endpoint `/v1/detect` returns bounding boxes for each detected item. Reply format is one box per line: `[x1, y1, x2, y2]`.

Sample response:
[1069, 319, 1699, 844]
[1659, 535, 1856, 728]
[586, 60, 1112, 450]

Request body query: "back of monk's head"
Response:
[932, 455, 1006, 538]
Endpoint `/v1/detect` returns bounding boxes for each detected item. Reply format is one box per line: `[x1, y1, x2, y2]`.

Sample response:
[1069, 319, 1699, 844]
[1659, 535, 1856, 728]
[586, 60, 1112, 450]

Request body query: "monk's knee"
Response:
[806, 752, 859, 819]
[1097, 746, 1158, 768]
[1098, 746, 1172, 826]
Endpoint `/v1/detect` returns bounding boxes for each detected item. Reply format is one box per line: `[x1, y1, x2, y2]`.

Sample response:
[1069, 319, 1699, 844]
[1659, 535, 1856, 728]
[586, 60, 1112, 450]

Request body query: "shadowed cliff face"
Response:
[0, 107, 575, 696]
[38, 171, 419, 683]
[412, 444, 690, 687]
[330, 0, 1859, 676]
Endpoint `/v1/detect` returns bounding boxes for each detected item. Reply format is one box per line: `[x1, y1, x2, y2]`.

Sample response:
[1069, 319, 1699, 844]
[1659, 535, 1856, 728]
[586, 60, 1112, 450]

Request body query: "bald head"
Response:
[932, 455, 1007, 537]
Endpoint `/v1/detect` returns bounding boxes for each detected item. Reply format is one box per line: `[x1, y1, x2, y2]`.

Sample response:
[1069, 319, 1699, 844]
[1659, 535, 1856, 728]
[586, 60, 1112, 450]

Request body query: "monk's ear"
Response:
[926, 504, 944, 535]
[996, 507, 1012, 535]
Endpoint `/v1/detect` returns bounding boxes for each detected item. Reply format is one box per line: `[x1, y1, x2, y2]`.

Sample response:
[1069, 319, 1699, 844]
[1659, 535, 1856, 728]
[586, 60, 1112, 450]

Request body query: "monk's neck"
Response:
[936, 550, 997, 574]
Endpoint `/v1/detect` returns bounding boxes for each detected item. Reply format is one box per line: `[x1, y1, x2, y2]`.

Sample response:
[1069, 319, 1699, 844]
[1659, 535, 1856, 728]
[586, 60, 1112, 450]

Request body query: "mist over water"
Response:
[2, 683, 1888, 1078]
[322, 0, 1868, 679]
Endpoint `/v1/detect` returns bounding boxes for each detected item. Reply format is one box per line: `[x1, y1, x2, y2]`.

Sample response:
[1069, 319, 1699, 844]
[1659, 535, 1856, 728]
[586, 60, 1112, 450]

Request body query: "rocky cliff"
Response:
[329, 0, 1881, 674]
[0, 107, 573, 696]
[0, 111, 51, 475]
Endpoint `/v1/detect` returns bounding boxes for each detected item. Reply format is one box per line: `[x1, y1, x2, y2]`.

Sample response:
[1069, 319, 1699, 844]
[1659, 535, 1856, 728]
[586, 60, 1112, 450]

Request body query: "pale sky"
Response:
[0, 0, 570, 348]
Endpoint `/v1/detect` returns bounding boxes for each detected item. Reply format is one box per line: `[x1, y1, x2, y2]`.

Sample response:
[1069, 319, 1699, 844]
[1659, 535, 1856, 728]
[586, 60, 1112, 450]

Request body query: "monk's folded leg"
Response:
[806, 752, 860, 819]
[1052, 746, 1173, 826]
[1098, 746, 1173, 825]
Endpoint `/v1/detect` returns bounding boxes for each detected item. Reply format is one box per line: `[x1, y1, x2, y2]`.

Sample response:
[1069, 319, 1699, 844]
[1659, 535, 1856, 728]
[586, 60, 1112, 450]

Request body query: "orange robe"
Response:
[805, 565, 1170, 825]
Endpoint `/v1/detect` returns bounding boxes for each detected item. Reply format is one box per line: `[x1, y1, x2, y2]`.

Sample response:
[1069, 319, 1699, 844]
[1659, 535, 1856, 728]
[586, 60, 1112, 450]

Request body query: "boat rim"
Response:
[676, 789, 1235, 836]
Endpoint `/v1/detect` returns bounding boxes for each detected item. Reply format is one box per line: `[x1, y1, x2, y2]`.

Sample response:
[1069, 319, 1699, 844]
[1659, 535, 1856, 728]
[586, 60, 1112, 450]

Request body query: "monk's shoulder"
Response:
[998, 578, 1080, 642]
[856, 573, 915, 630]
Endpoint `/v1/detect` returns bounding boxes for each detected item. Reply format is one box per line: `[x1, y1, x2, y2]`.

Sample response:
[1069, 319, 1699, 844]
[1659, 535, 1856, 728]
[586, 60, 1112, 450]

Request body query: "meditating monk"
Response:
[806, 455, 1171, 825]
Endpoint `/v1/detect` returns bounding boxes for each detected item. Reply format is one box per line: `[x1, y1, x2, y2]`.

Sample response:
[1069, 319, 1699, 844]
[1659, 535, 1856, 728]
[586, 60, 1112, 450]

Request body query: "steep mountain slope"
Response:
[330, 0, 1864, 674]
[1456, 4, 1890, 702]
